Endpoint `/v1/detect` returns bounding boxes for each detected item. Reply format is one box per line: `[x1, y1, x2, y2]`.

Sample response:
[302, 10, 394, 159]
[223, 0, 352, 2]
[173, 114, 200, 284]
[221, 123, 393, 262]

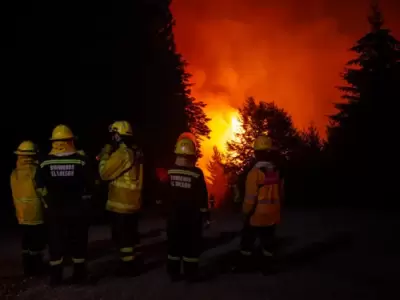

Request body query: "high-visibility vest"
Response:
[243, 164, 282, 226]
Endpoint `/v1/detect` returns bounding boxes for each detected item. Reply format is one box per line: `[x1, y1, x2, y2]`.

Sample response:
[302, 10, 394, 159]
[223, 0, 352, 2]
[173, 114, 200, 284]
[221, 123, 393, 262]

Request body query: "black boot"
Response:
[72, 263, 87, 284]
[183, 261, 201, 283]
[49, 265, 63, 287]
[261, 255, 277, 275]
[31, 254, 45, 276]
[232, 253, 254, 273]
[167, 259, 182, 282]
[22, 253, 33, 277]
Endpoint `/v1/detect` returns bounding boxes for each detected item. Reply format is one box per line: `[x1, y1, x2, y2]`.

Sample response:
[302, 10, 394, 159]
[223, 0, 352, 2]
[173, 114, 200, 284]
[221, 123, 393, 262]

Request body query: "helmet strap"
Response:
[111, 132, 122, 144]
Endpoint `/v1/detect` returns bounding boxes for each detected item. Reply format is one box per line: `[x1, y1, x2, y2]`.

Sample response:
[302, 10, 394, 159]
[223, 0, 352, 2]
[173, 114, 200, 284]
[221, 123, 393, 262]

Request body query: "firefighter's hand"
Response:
[204, 220, 211, 229]
[156, 200, 162, 205]
[103, 144, 113, 153]
[97, 144, 113, 160]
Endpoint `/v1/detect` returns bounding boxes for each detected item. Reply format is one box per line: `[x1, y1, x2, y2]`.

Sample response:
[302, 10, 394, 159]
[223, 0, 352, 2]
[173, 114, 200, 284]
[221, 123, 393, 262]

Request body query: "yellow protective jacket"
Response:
[10, 157, 44, 225]
[243, 161, 284, 227]
[99, 143, 143, 214]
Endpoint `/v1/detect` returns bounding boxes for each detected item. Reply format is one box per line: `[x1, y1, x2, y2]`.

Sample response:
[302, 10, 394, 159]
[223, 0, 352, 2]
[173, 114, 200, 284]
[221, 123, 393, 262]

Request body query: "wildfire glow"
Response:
[196, 100, 242, 179]
[171, 0, 400, 175]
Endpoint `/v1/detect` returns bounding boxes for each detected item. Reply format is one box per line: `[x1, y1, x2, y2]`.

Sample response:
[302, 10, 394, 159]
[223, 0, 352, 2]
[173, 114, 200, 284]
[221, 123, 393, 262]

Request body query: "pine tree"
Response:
[300, 123, 323, 153]
[327, 3, 400, 202]
[206, 146, 227, 207]
[113, 1, 210, 166]
[207, 146, 224, 182]
[328, 4, 400, 156]
[186, 96, 211, 159]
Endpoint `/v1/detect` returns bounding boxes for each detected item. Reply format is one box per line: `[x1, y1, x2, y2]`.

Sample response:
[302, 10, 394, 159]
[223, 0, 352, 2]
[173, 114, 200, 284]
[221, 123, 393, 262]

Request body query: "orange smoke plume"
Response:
[171, 0, 400, 174]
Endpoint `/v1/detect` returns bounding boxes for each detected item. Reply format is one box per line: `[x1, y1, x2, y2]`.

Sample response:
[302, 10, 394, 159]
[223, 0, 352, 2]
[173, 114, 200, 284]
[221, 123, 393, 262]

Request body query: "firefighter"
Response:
[35, 125, 93, 285]
[98, 120, 144, 276]
[164, 137, 208, 282]
[10, 141, 46, 276]
[237, 134, 284, 274]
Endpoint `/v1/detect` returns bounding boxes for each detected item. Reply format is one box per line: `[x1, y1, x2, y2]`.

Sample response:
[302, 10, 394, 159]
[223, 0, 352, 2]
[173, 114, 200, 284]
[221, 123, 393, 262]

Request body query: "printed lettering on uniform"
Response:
[170, 175, 192, 188]
[50, 164, 75, 177]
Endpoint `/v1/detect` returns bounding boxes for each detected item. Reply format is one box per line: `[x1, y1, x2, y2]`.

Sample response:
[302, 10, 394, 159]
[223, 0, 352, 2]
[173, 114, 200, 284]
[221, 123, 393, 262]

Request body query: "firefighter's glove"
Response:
[97, 144, 113, 161]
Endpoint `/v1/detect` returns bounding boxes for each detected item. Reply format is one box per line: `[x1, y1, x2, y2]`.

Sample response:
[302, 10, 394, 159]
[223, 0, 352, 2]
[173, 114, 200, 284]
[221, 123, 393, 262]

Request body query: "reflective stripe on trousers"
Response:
[168, 255, 181, 261]
[22, 249, 43, 255]
[168, 255, 199, 263]
[120, 247, 135, 262]
[182, 257, 199, 263]
[240, 250, 252, 256]
[50, 257, 63, 266]
[262, 249, 273, 256]
[72, 258, 86, 264]
[107, 201, 138, 211]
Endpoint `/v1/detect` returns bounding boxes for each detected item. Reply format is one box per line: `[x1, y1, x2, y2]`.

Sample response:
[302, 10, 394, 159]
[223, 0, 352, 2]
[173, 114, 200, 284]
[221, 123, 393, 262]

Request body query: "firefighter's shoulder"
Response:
[193, 166, 205, 177]
[246, 167, 262, 181]
[167, 167, 202, 179]
[40, 153, 87, 168]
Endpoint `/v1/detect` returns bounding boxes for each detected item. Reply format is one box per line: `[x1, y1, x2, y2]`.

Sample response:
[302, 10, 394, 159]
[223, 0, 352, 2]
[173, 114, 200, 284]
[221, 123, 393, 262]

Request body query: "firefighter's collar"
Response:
[53, 151, 76, 156]
[254, 161, 274, 170]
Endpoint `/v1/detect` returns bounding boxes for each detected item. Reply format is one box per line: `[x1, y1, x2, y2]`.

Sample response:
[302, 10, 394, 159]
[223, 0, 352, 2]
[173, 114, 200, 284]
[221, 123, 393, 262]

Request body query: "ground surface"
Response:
[0, 208, 398, 300]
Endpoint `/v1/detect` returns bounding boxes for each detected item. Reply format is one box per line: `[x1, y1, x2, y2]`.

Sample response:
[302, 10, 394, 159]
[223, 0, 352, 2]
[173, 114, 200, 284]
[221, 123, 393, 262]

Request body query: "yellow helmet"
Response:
[109, 121, 133, 136]
[254, 135, 274, 151]
[177, 132, 196, 144]
[175, 138, 196, 156]
[14, 140, 38, 155]
[50, 124, 75, 141]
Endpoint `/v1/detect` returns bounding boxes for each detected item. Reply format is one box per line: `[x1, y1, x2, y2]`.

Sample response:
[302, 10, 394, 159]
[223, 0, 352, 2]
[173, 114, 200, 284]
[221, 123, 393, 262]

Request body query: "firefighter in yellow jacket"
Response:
[10, 141, 46, 276]
[238, 135, 284, 274]
[98, 121, 143, 275]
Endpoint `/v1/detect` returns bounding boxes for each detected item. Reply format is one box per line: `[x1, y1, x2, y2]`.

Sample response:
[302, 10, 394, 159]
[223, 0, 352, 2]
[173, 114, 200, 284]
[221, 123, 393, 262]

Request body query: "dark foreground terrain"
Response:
[0, 208, 398, 300]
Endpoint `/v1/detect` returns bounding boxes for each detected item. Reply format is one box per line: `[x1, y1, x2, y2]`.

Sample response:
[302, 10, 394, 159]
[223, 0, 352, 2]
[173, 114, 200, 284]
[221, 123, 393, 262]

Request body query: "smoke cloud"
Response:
[172, 0, 400, 133]
[171, 0, 400, 173]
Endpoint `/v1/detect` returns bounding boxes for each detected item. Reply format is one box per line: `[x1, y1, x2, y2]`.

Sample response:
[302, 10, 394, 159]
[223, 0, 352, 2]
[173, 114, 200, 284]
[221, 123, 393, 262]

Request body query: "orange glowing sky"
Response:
[170, 0, 400, 172]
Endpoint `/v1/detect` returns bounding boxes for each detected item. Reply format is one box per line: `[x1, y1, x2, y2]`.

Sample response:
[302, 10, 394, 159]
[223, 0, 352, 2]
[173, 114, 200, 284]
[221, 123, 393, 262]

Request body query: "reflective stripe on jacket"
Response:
[243, 161, 283, 226]
[10, 158, 43, 225]
[99, 143, 143, 214]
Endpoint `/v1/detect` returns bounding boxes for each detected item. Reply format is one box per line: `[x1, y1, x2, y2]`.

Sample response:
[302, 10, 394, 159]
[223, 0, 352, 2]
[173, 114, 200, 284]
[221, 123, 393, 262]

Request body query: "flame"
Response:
[196, 99, 242, 178]
[170, 0, 400, 174]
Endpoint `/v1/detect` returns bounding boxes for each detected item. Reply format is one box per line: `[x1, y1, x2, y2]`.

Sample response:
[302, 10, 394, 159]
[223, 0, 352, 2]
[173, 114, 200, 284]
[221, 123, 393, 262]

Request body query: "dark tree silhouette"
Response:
[328, 4, 400, 151]
[186, 95, 211, 159]
[206, 146, 227, 207]
[327, 4, 400, 202]
[300, 123, 324, 154]
[226, 97, 299, 173]
[0, 1, 211, 224]
[112, 1, 210, 166]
